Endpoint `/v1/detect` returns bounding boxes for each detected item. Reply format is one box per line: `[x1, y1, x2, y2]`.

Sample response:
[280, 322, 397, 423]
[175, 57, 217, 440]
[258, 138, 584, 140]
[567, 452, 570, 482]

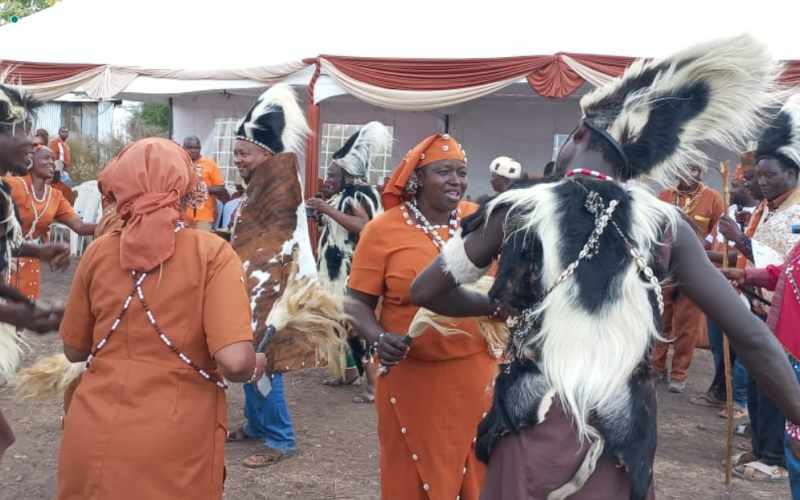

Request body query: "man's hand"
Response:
[720, 268, 746, 286]
[37, 243, 71, 272]
[377, 333, 410, 366]
[15, 303, 64, 334]
[734, 209, 752, 228]
[305, 197, 330, 215]
[717, 214, 744, 243]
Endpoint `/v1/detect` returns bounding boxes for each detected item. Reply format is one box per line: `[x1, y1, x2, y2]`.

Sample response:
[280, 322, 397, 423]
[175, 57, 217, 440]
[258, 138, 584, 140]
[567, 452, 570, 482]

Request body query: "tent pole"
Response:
[444, 114, 450, 133]
[168, 97, 174, 140]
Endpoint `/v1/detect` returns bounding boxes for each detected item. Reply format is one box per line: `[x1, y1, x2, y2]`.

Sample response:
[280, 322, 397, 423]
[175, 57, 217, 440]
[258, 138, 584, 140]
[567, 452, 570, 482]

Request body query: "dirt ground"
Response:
[0, 262, 792, 500]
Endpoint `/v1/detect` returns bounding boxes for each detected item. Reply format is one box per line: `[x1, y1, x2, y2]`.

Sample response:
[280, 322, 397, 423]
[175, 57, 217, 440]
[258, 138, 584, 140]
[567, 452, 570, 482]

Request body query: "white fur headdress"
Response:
[490, 156, 522, 179]
[331, 121, 393, 180]
[756, 93, 800, 171]
[579, 34, 784, 183]
[236, 83, 311, 155]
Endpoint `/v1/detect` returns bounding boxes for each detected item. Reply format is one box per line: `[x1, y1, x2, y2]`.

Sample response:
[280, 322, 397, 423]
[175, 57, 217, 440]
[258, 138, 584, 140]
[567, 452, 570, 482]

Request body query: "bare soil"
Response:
[0, 262, 791, 499]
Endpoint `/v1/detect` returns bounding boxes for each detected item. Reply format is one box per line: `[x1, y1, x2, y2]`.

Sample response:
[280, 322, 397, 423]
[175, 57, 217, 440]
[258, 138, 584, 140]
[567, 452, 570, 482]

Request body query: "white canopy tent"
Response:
[0, 0, 798, 197]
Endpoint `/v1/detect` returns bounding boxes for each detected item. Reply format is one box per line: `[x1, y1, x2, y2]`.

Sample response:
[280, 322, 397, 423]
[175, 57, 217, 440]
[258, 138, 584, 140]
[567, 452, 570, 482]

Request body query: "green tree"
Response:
[0, 0, 60, 25]
[126, 103, 170, 141]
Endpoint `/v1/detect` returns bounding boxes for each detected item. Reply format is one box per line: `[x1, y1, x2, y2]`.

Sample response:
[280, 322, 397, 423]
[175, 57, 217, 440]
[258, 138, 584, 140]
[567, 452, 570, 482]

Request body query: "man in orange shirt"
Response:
[653, 164, 725, 393]
[183, 136, 229, 231]
[49, 126, 70, 174]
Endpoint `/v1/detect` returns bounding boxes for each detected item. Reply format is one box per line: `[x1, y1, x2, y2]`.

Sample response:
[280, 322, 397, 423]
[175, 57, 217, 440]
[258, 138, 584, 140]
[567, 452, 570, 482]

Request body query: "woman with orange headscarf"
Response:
[6, 146, 95, 300]
[347, 133, 498, 500]
[57, 138, 263, 500]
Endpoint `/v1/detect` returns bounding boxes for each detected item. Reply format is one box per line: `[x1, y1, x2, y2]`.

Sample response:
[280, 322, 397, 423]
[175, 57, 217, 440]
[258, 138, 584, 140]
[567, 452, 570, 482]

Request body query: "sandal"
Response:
[322, 376, 360, 387]
[689, 392, 726, 408]
[734, 422, 752, 437]
[718, 405, 748, 420]
[242, 446, 292, 469]
[227, 426, 261, 443]
[353, 390, 375, 404]
[733, 461, 789, 482]
[721, 451, 758, 469]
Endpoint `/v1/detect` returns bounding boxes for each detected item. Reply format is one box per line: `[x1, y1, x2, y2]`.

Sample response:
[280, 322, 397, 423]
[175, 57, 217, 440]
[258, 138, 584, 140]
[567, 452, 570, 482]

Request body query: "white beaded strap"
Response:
[441, 230, 491, 284]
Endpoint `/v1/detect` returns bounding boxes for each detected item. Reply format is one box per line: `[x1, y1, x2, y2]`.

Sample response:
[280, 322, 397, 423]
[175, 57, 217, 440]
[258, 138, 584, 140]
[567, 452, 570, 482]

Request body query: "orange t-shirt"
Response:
[657, 184, 725, 239]
[348, 200, 497, 500]
[185, 156, 225, 223]
[49, 137, 71, 172]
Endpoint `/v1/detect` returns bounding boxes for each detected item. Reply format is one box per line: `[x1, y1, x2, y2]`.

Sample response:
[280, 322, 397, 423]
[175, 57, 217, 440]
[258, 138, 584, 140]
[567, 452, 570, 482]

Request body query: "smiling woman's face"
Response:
[417, 159, 468, 212]
[31, 147, 56, 181]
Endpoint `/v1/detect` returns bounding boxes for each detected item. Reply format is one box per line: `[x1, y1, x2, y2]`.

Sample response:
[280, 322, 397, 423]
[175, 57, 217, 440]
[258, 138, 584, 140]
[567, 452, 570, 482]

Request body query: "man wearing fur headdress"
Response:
[410, 35, 800, 499]
[306, 122, 389, 399]
[0, 83, 74, 464]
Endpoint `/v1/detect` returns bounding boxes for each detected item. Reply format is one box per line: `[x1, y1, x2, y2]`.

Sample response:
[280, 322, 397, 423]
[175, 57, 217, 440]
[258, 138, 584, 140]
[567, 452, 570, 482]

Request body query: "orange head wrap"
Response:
[106, 138, 197, 272]
[381, 133, 467, 209]
[97, 156, 119, 200]
[733, 164, 745, 181]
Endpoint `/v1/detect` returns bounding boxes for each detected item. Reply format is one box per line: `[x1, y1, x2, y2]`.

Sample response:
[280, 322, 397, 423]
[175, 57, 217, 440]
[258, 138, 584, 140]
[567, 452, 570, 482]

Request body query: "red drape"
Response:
[321, 54, 588, 98]
[562, 53, 640, 78]
[0, 60, 100, 84]
[305, 60, 322, 249]
[782, 61, 800, 86]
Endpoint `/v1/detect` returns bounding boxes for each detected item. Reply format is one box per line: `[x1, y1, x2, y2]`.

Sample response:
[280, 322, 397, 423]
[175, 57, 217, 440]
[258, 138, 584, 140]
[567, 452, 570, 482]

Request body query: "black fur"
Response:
[757, 110, 800, 171]
[0, 84, 41, 131]
[471, 179, 666, 500]
[236, 101, 287, 154]
[333, 131, 358, 160]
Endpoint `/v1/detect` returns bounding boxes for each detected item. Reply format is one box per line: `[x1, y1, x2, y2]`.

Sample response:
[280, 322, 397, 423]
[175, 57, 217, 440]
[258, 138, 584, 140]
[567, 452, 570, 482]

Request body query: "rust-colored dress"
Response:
[348, 201, 498, 500]
[57, 228, 253, 500]
[6, 174, 76, 299]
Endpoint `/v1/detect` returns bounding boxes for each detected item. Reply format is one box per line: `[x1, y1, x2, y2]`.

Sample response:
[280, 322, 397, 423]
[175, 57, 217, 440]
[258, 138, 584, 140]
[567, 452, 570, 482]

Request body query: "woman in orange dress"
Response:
[7, 146, 95, 300]
[347, 133, 498, 500]
[57, 138, 264, 500]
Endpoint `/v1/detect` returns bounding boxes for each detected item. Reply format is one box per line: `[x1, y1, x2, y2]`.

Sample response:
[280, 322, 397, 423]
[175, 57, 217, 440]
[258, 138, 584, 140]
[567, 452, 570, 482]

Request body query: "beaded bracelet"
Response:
[247, 363, 259, 384]
[787, 421, 800, 441]
[487, 301, 503, 321]
[735, 234, 753, 258]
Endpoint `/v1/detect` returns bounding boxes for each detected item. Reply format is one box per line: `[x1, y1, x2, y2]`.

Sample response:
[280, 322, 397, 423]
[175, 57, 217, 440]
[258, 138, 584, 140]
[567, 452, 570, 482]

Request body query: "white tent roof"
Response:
[1, 0, 798, 67]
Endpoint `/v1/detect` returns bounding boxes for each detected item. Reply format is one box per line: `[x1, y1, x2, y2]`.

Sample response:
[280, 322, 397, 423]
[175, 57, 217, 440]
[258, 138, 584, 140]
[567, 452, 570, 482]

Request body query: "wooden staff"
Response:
[718, 160, 735, 484]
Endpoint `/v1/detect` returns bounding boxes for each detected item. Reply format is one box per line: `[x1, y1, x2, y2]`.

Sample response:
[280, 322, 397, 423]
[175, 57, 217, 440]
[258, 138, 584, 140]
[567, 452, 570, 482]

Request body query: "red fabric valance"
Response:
[781, 61, 800, 86]
[562, 53, 639, 78]
[526, 56, 584, 98]
[0, 60, 101, 85]
[320, 54, 557, 91]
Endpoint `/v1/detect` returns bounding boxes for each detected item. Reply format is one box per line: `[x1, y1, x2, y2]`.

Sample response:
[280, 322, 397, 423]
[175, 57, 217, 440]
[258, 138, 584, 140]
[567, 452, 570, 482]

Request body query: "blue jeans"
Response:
[786, 356, 800, 498]
[707, 319, 748, 407]
[242, 374, 296, 453]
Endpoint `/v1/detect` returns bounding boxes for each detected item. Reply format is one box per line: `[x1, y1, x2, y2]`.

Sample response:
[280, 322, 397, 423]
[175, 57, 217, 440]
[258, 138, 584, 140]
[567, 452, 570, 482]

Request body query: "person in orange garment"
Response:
[183, 136, 229, 231]
[6, 146, 95, 300]
[49, 159, 73, 205]
[346, 133, 498, 500]
[49, 126, 70, 173]
[653, 164, 724, 393]
[57, 138, 264, 500]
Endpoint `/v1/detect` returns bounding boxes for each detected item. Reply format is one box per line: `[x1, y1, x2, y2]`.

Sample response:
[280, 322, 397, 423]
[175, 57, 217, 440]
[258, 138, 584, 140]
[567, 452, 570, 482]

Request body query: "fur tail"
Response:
[13, 354, 83, 400]
[547, 426, 605, 500]
[407, 276, 508, 350]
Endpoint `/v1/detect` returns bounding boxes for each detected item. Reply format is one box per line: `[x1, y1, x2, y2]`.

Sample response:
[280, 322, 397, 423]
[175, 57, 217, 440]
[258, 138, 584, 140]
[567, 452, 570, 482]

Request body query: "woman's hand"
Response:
[377, 333, 409, 366]
[252, 352, 267, 382]
[305, 197, 330, 215]
[720, 268, 746, 286]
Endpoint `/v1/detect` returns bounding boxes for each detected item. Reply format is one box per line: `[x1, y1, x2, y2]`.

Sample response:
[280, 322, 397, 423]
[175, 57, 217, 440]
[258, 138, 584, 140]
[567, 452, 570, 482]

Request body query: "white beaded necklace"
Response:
[20, 177, 52, 240]
[785, 253, 800, 307]
[400, 201, 461, 251]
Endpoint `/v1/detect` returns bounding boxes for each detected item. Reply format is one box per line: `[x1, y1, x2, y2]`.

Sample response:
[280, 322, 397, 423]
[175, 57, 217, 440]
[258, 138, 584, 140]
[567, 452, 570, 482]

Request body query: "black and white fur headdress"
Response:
[579, 34, 783, 183]
[331, 121, 393, 180]
[236, 83, 310, 155]
[756, 93, 800, 171]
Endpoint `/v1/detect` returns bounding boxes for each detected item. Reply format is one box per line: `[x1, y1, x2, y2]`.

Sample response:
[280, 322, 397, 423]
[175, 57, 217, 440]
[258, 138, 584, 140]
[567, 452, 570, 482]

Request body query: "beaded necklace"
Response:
[673, 185, 706, 215]
[86, 222, 228, 389]
[565, 168, 616, 183]
[400, 201, 461, 251]
[20, 177, 52, 240]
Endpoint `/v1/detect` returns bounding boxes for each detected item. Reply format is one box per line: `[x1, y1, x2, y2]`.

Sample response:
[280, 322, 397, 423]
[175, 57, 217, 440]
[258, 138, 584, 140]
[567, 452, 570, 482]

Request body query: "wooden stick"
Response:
[718, 160, 735, 484]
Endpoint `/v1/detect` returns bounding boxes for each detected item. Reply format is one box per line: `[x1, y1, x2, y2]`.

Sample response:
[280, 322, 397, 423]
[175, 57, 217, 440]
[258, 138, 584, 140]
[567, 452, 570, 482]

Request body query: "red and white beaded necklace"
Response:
[86, 222, 228, 389]
[564, 168, 616, 183]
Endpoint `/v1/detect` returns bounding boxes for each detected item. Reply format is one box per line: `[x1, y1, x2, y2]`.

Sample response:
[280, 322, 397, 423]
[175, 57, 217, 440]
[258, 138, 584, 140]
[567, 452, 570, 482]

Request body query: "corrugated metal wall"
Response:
[33, 102, 62, 138]
[32, 101, 116, 143]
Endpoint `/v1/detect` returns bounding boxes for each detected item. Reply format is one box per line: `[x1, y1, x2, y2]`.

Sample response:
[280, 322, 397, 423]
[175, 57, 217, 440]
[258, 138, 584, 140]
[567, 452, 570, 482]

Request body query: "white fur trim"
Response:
[237, 83, 310, 155]
[490, 156, 522, 179]
[441, 230, 491, 284]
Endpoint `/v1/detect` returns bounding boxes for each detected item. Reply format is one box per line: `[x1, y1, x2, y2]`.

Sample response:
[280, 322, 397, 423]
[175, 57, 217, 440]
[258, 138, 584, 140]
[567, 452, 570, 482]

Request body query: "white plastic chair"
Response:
[70, 182, 102, 257]
[221, 199, 243, 229]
